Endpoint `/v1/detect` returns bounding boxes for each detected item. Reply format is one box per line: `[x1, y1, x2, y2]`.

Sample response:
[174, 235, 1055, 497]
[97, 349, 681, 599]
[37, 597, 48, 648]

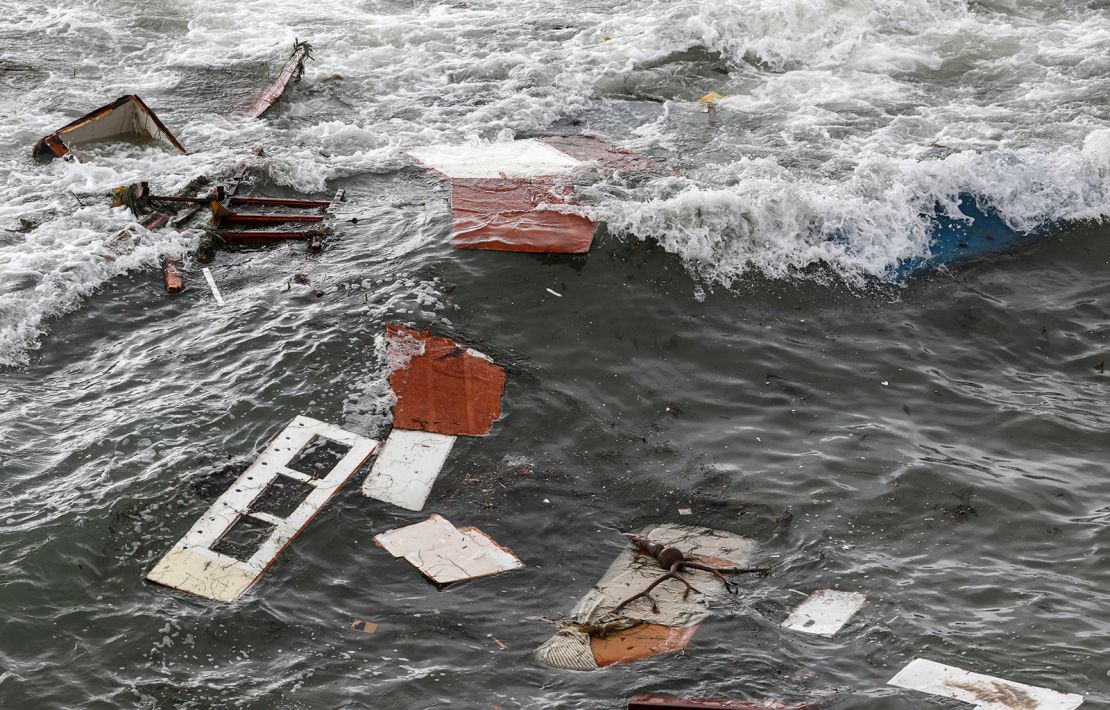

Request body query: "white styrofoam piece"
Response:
[888, 658, 1085, 710]
[374, 514, 522, 584]
[146, 415, 377, 601]
[201, 267, 224, 306]
[782, 589, 866, 636]
[406, 139, 583, 178]
[361, 429, 456, 511]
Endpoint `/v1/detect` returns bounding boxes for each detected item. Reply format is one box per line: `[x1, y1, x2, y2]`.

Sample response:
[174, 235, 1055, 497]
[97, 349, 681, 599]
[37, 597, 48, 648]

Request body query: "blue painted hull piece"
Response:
[894, 193, 1050, 279]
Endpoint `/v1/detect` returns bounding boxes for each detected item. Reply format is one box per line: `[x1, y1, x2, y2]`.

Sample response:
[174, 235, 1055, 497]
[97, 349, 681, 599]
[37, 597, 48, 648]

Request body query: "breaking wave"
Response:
[2, 0, 1110, 364]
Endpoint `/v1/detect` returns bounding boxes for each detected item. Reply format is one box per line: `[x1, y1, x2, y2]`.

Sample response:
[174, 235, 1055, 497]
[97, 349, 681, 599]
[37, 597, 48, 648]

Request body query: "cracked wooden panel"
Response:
[535, 524, 758, 670]
[361, 429, 456, 511]
[373, 514, 522, 585]
[888, 658, 1084, 709]
[146, 415, 377, 602]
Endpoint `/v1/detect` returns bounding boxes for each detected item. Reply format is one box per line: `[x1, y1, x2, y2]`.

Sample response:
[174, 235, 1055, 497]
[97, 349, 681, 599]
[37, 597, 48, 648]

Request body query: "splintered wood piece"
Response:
[361, 429, 456, 511]
[386, 323, 506, 437]
[245, 41, 312, 118]
[145, 415, 377, 602]
[373, 514, 522, 584]
[887, 659, 1084, 710]
[163, 258, 184, 294]
[628, 694, 817, 709]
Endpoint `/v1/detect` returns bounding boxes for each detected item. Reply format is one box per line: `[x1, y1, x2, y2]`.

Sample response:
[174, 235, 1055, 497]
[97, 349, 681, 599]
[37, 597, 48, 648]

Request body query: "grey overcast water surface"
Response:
[1, 0, 1108, 708]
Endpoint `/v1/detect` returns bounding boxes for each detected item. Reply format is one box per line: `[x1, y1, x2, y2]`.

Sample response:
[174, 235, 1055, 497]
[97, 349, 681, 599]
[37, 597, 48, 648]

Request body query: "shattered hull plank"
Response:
[386, 323, 506, 437]
[361, 429, 456, 511]
[781, 590, 866, 637]
[887, 658, 1084, 710]
[406, 139, 583, 179]
[33, 95, 186, 160]
[373, 514, 522, 584]
[146, 415, 377, 602]
[534, 524, 758, 670]
[245, 41, 312, 118]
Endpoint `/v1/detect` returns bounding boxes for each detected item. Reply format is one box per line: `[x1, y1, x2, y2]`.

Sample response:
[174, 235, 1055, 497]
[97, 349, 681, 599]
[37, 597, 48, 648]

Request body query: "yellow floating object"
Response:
[697, 91, 724, 103]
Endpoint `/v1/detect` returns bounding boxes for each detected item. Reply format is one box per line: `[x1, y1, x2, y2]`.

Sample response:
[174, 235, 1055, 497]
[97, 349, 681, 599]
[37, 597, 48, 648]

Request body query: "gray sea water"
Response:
[1, 0, 1108, 707]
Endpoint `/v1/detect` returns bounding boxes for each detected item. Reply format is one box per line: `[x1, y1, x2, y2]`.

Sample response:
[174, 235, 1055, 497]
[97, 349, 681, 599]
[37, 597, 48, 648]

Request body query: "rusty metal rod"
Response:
[216, 213, 325, 225]
[230, 196, 331, 208]
[218, 230, 312, 241]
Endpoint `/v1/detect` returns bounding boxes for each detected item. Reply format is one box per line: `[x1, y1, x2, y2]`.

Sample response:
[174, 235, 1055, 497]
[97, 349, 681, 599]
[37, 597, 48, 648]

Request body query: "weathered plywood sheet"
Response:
[407, 139, 583, 178]
[33, 95, 186, 160]
[781, 589, 866, 637]
[361, 429, 456, 511]
[146, 415, 377, 601]
[373, 514, 522, 584]
[386, 324, 506, 437]
[887, 658, 1084, 710]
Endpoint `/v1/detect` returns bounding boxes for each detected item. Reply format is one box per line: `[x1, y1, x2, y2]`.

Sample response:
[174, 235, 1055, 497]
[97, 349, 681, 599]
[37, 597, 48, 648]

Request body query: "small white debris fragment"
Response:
[881, 381, 889, 386]
[888, 658, 1084, 709]
[362, 429, 456, 511]
[782, 589, 866, 636]
[546, 288, 562, 297]
[201, 267, 224, 306]
[678, 508, 693, 516]
[374, 514, 523, 584]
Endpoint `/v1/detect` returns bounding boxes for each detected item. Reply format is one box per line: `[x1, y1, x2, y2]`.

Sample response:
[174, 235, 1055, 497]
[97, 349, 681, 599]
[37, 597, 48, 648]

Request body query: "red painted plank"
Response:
[450, 177, 595, 253]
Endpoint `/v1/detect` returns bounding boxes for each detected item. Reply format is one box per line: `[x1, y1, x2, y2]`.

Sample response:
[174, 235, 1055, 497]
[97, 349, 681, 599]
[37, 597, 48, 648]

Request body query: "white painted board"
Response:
[201, 267, 225, 306]
[782, 589, 866, 636]
[407, 139, 583, 178]
[361, 429, 455, 511]
[146, 415, 377, 602]
[888, 658, 1085, 710]
[374, 514, 522, 584]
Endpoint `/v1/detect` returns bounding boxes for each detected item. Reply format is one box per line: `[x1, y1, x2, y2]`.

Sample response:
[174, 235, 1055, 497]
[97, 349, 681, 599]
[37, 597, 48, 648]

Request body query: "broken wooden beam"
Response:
[217, 212, 325, 225]
[217, 230, 322, 241]
[230, 196, 331, 208]
[628, 695, 816, 709]
[244, 40, 312, 118]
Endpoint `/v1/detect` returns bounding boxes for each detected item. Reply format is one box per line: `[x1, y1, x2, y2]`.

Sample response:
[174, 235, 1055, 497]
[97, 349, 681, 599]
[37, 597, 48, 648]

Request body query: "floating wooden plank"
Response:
[450, 177, 596, 253]
[373, 514, 522, 585]
[781, 590, 866, 637]
[386, 323, 506, 437]
[245, 40, 312, 118]
[628, 694, 816, 709]
[534, 524, 759, 670]
[217, 230, 321, 242]
[887, 659, 1084, 710]
[201, 267, 225, 306]
[146, 415, 377, 602]
[33, 95, 186, 161]
[361, 429, 456, 511]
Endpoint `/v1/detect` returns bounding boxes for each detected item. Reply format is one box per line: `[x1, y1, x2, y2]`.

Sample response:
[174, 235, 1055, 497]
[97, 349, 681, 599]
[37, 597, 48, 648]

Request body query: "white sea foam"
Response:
[1, 0, 1109, 364]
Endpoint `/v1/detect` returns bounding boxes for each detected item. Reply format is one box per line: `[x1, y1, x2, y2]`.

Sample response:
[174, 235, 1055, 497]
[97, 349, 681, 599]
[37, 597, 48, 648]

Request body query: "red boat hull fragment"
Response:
[450, 178, 595, 253]
[386, 324, 506, 437]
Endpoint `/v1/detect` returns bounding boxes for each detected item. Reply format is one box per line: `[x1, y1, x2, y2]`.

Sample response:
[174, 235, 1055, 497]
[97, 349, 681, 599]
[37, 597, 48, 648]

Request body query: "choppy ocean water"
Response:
[0, 0, 1107, 707]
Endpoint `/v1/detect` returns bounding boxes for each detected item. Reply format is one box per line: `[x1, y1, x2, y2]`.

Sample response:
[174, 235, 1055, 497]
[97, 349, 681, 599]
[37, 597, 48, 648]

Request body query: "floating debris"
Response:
[887, 658, 1084, 709]
[351, 619, 379, 634]
[146, 415, 377, 602]
[382, 323, 506, 437]
[373, 514, 523, 585]
[407, 136, 660, 253]
[781, 590, 866, 637]
[628, 694, 816, 709]
[535, 524, 761, 670]
[201, 267, 225, 306]
[363, 429, 456, 511]
[244, 40, 313, 118]
[33, 95, 186, 162]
